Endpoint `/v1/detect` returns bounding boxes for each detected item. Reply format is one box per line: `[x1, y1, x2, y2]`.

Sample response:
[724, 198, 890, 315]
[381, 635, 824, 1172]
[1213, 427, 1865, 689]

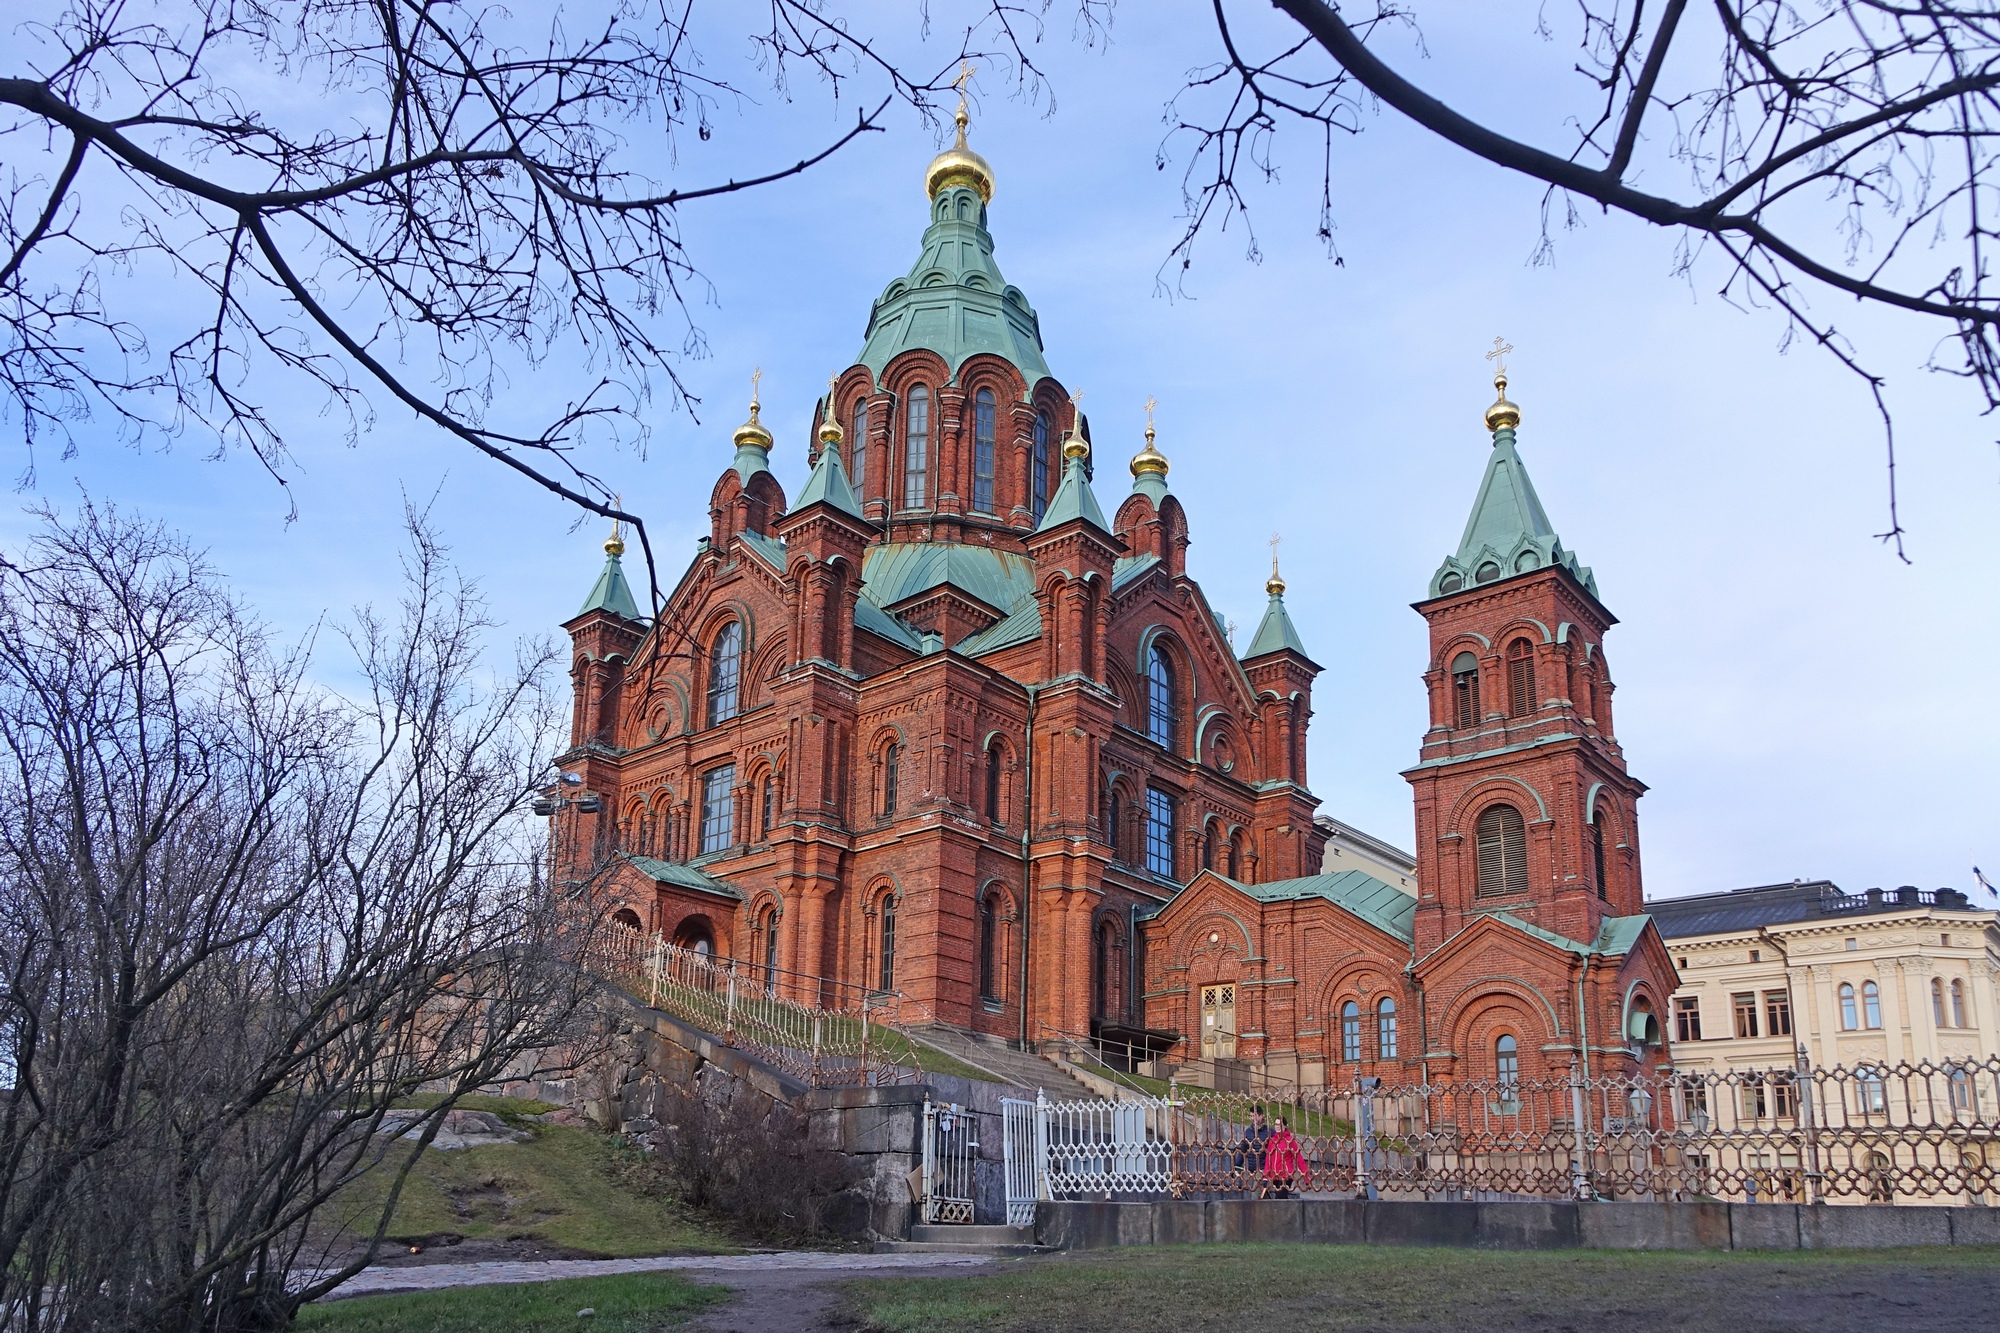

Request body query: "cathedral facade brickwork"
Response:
[551, 124, 1679, 1089]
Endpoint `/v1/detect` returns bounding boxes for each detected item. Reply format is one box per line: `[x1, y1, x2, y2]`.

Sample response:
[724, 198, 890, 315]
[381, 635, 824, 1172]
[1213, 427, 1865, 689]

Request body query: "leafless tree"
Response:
[0, 1, 1092, 602]
[0, 499, 614, 1331]
[1170, 2, 2000, 556]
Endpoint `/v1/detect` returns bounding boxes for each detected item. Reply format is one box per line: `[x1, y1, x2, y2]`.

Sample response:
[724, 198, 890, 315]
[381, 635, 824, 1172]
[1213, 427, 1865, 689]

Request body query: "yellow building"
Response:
[1649, 879, 1999, 1204]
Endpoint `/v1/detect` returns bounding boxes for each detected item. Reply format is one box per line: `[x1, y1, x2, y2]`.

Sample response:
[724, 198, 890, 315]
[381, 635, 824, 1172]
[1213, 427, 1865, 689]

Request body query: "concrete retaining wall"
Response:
[1035, 1198, 2000, 1252]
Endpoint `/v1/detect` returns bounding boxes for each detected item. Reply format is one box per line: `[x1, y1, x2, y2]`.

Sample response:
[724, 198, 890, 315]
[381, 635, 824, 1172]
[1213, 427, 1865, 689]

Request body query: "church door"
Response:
[1200, 983, 1237, 1060]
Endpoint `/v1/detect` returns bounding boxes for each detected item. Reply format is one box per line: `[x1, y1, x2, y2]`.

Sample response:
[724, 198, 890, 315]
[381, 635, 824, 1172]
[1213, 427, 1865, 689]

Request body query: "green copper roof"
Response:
[577, 549, 642, 621]
[622, 853, 745, 901]
[1243, 589, 1309, 660]
[1488, 910, 1650, 957]
[955, 595, 1040, 656]
[855, 183, 1050, 383]
[794, 441, 864, 519]
[1429, 423, 1597, 600]
[1035, 452, 1109, 534]
[1228, 870, 1416, 943]
[861, 541, 1038, 615]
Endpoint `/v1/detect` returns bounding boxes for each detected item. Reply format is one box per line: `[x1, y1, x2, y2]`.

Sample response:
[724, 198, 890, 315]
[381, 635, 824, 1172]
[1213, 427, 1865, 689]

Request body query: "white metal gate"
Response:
[1001, 1096, 1046, 1227]
[920, 1098, 977, 1223]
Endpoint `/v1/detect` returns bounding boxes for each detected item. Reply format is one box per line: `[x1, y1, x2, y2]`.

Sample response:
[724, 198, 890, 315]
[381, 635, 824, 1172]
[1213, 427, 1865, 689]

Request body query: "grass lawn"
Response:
[841, 1243, 2000, 1332]
[295, 1273, 724, 1333]
[332, 1122, 732, 1257]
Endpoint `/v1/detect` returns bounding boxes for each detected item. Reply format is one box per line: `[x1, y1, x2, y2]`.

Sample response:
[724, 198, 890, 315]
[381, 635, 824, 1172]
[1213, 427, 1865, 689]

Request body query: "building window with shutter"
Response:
[1145, 787, 1176, 880]
[973, 387, 997, 512]
[1765, 990, 1792, 1037]
[902, 385, 930, 508]
[699, 764, 735, 855]
[1473, 804, 1528, 897]
[1674, 996, 1702, 1042]
[1506, 638, 1536, 717]
[1451, 652, 1481, 728]
[1732, 992, 1759, 1039]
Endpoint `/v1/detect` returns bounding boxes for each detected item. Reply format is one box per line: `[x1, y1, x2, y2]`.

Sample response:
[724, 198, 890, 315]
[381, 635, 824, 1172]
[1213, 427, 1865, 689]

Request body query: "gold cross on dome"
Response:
[1144, 395, 1157, 430]
[953, 59, 977, 98]
[1269, 531, 1282, 567]
[749, 365, 763, 407]
[1485, 336, 1513, 377]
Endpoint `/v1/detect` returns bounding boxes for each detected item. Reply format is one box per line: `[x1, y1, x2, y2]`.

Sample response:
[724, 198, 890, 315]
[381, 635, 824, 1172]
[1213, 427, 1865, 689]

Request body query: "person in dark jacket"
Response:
[1233, 1105, 1272, 1192]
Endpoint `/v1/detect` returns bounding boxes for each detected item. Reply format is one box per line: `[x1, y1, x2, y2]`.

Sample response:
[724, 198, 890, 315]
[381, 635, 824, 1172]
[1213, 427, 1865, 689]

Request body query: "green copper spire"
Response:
[578, 522, 643, 620]
[1244, 548, 1309, 659]
[1035, 407, 1108, 533]
[1428, 367, 1596, 600]
[854, 116, 1049, 383]
[1129, 396, 1170, 506]
[794, 439, 865, 519]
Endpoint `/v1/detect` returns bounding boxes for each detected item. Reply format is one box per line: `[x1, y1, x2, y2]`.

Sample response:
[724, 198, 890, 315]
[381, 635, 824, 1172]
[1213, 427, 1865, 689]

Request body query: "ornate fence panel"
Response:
[921, 1099, 979, 1223]
[1001, 1097, 1046, 1227]
[1023, 1054, 2000, 1206]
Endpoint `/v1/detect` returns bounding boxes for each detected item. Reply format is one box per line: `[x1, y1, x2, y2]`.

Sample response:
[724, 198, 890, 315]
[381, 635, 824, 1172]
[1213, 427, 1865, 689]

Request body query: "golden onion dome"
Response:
[1130, 420, 1169, 479]
[1266, 557, 1286, 599]
[1484, 371, 1521, 433]
[733, 395, 773, 453]
[818, 374, 845, 447]
[604, 527, 626, 558]
[925, 103, 994, 203]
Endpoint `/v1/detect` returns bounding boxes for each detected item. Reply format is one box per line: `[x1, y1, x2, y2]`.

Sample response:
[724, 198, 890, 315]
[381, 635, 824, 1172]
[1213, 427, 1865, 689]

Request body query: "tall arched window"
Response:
[1934, 977, 1949, 1027]
[1146, 644, 1176, 750]
[1496, 1034, 1520, 1090]
[760, 773, 775, 839]
[1377, 998, 1398, 1059]
[877, 896, 897, 992]
[1474, 804, 1528, 897]
[1839, 982, 1859, 1030]
[1589, 808, 1610, 901]
[902, 385, 930, 508]
[1226, 832, 1242, 881]
[881, 742, 900, 816]
[762, 909, 780, 993]
[1506, 638, 1536, 718]
[1094, 919, 1114, 1018]
[1144, 786, 1176, 879]
[979, 893, 999, 1002]
[1451, 651, 1481, 729]
[985, 742, 1003, 823]
[849, 398, 869, 495]
[1031, 411, 1051, 521]
[1862, 980, 1882, 1029]
[706, 621, 742, 725]
[972, 387, 997, 513]
[1105, 788, 1122, 857]
[1951, 979, 1967, 1027]
[699, 764, 734, 855]
[1856, 1066, 1886, 1115]
[1202, 822, 1218, 871]
[1340, 1001, 1362, 1062]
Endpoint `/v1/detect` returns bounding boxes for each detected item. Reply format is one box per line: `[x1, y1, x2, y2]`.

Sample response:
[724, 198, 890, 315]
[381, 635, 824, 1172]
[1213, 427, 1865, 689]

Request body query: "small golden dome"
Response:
[1484, 371, 1521, 433]
[818, 374, 845, 447]
[1266, 560, 1286, 599]
[1063, 413, 1089, 461]
[733, 392, 773, 453]
[1130, 416, 1168, 479]
[605, 517, 626, 559]
[926, 103, 994, 203]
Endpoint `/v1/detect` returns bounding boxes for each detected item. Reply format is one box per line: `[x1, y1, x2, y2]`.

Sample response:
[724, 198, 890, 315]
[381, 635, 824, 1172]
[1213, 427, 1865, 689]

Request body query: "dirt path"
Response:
[681, 1262, 996, 1333]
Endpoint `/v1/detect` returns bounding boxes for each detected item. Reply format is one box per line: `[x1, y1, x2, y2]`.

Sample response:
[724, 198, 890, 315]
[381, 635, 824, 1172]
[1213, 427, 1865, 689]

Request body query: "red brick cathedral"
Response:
[554, 114, 1678, 1089]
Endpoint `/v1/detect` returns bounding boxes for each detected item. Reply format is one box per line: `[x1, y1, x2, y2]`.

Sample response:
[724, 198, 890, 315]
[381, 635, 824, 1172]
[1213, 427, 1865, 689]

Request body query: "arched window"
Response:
[1495, 1034, 1520, 1090]
[877, 896, 897, 992]
[849, 397, 869, 495]
[1951, 979, 1967, 1027]
[1856, 1066, 1886, 1116]
[1951, 1067, 1976, 1112]
[1862, 980, 1882, 1029]
[1506, 638, 1536, 718]
[972, 387, 997, 513]
[1094, 919, 1115, 1019]
[1474, 804, 1529, 897]
[1839, 983, 1858, 1031]
[902, 385, 930, 508]
[1146, 644, 1176, 750]
[1031, 411, 1051, 521]
[1105, 788, 1122, 857]
[1934, 977, 1949, 1027]
[760, 773, 775, 839]
[1144, 787, 1176, 879]
[1202, 822, 1218, 871]
[698, 764, 734, 854]
[762, 908, 780, 992]
[1451, 651, 1481, 729]
[1589, 807, 1609, 901]
[1226, 832, 1241, 881]
[706, 621, 742, 725]
[985, 742, 1003, 823]
[1340, 1000, 1362, 1062]
[1377, 997, 1398, 1059]
[978, 893, 999, 1002]
[881, 742, 900, 817]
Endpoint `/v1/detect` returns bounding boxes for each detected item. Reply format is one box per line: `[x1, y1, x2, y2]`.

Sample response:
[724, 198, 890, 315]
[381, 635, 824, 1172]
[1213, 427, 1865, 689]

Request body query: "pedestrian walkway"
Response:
[316, 1249, 994, 1300]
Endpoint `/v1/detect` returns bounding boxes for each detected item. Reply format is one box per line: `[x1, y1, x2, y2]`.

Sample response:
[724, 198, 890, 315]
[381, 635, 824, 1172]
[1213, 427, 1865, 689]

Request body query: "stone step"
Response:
[909, 1224, 1035, 1246]
[872, 1238, 1049, 1256]
[910, 1026, 1095, 1100]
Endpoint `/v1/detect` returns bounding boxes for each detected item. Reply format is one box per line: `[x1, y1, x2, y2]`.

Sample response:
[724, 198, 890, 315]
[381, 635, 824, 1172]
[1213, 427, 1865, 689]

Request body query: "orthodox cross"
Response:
[952, 60, 976, 117]
[1269, 531, 1282, 575]
[1144, 394, 1157, 430]
[1227, 618, 1238, 648]
[1485, 336, 1513, 378]
[1069, 389, 1085, 429]
[749, 365, 763, 408]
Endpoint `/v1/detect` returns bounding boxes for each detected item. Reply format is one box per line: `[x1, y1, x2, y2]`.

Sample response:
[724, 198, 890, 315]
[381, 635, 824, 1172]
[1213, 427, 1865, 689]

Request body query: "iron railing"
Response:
[1018, 1052, 2000, 1205]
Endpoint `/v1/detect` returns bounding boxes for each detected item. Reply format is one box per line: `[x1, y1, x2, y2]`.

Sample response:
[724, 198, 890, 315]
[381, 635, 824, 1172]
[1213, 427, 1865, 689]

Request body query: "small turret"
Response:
[1129, 395, 1170, 507]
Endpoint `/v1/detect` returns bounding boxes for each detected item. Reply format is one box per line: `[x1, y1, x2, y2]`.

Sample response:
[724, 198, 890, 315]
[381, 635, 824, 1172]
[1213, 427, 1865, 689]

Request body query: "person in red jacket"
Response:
[1263, 1114, 1306, 1198]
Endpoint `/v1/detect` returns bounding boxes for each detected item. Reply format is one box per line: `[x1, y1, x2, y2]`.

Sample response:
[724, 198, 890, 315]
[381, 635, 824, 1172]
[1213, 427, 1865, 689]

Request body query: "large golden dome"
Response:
[925, 104, 993, 203]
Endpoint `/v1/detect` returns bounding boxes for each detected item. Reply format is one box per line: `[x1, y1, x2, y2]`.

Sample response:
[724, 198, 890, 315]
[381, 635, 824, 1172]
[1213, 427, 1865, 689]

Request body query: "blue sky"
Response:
[6, 5, 1996, 901]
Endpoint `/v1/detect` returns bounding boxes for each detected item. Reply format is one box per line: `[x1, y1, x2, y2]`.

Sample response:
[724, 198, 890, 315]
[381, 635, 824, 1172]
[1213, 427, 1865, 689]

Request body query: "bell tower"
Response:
[1405, 354, 1647, 956]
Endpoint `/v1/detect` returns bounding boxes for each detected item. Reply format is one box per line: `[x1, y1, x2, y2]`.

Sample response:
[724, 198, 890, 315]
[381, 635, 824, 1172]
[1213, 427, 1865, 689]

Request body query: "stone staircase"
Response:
[909, 1024, 1095, 1100]
[874, 1223, 1048, 1256]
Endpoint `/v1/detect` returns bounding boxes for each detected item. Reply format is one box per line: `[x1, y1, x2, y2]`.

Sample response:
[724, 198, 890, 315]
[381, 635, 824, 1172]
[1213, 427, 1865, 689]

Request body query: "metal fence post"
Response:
[648, 933, 663, 1009]
[1034, 1089, 1052, 1203]
[1796, 1043, 1824, 1205]
[1569, 1058, 1591, 1200]
[725, 961, 738, 1034]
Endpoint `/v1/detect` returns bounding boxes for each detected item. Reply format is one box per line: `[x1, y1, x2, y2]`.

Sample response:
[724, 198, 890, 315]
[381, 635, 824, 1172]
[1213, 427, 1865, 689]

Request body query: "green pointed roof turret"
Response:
[1129, 396, 1170, 506]
[1244, 547, 1310, 659]
[793, 375, 865, 518]
[854, 80, 1050, 383]
[1035, 400, 1109, 533]
[1428, 359, 1597, 600]
[578, 518, 643, 620]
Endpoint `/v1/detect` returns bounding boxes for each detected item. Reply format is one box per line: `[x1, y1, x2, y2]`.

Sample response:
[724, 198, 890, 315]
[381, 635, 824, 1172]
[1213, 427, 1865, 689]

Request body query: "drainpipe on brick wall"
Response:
[1576, 953, 1594, 1084]
[1406, 963, 1429, 1086]
[1017, 684, 1039, 1050]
